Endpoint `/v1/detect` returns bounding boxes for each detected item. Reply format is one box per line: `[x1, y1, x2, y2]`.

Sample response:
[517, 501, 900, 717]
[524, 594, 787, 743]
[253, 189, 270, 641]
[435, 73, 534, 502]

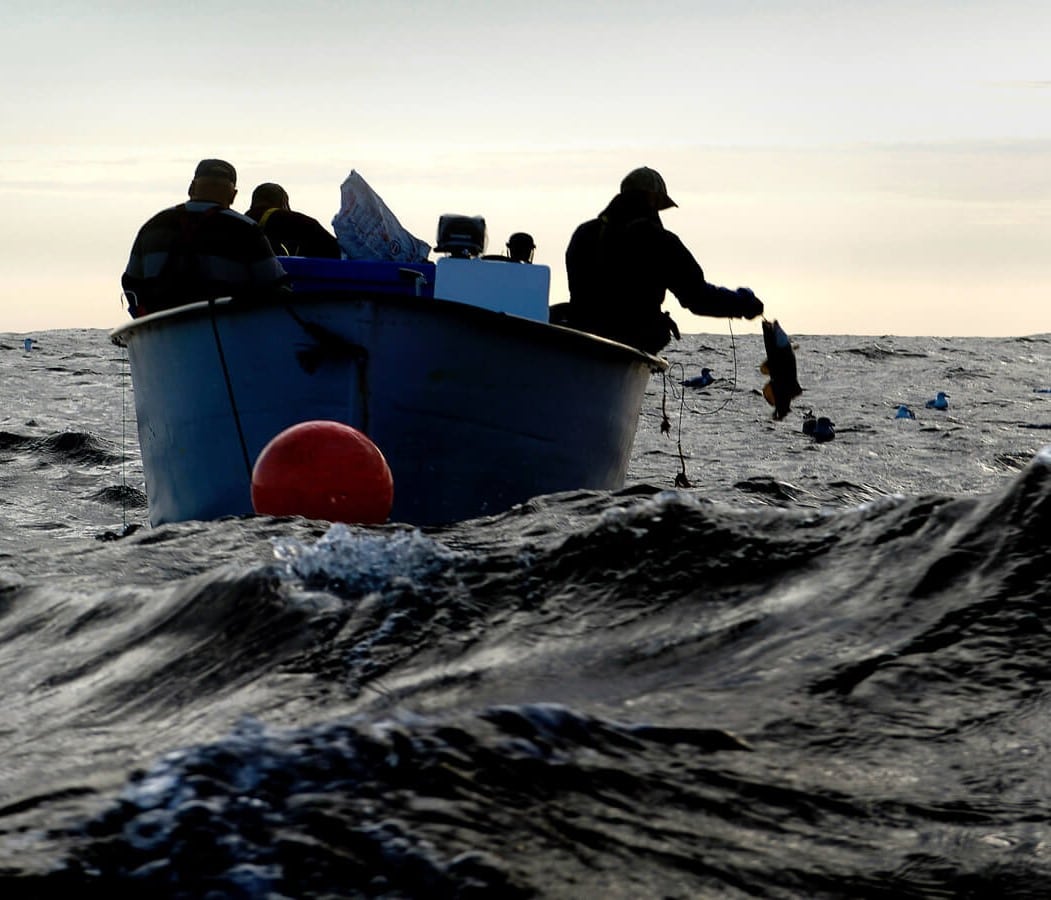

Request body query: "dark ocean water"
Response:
[0, 327, 1049, 899]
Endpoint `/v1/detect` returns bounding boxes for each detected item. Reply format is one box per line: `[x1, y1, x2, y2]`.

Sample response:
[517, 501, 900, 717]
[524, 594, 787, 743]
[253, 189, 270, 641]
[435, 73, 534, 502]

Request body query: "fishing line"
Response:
[120, 340, 129, 532]
[115, 290, 135, 533]
[659, 319, 741, 487]
[690, 319, 738, 416]
[660, 363, 692, 487]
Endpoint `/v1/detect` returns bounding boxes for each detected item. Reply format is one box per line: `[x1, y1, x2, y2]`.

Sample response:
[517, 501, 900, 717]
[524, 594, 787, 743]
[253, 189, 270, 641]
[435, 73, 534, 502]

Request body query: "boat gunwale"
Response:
[109, 290, 669, 373]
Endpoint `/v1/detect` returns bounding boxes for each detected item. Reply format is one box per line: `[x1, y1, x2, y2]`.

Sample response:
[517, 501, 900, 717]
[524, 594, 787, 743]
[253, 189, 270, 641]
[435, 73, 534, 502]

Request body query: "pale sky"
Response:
[3, 1, 1049, 336]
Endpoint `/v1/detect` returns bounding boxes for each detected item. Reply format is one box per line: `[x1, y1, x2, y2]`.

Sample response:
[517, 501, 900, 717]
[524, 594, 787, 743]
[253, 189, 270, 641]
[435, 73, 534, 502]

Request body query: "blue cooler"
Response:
[278, 257, 436, 298]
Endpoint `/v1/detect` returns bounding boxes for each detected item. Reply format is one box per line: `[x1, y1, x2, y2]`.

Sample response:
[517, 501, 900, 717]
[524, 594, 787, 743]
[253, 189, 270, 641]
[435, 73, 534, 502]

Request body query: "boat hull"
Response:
[112, 292, 663, 526]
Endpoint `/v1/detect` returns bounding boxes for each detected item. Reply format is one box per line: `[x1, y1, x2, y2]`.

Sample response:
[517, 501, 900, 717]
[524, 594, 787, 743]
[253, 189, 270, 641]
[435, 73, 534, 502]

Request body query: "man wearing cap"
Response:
[122, 159, 289, 317]
[561, 166, 763, 353]
[245, 182, 341, 259]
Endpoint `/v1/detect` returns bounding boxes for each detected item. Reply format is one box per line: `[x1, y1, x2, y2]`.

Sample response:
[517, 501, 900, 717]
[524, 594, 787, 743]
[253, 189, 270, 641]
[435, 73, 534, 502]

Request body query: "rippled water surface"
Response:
[0, 328, 1048, 898]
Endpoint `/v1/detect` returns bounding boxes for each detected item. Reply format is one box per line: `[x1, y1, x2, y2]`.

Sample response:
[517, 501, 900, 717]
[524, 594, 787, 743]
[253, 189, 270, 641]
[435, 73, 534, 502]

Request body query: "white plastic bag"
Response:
[331, 170, 431, 262]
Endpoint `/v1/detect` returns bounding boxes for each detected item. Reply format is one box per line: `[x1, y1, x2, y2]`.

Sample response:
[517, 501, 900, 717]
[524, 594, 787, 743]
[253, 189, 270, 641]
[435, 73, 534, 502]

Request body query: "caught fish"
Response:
[760, 319, 803, 420]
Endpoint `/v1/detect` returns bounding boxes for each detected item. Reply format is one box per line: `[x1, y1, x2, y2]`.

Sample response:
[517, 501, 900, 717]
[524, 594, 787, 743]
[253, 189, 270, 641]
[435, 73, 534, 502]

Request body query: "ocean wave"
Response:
[90, 484, 148, 507]
[26, 685, 1051, 899]
[35, 708, 745, 898]
[0, 431, 123, 467]
[273, 525, 465, 597]
[836, 343, 929, 360]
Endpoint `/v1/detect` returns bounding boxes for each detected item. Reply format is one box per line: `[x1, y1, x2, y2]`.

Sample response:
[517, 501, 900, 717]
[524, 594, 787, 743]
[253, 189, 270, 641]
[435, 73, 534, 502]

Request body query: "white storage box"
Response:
[433, 257, 550, 321]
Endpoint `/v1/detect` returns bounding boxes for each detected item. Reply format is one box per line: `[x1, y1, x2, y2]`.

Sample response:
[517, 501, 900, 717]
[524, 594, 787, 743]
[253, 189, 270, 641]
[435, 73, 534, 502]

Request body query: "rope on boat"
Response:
[208, 299, 254, 485]
[283, 303, 371, 432]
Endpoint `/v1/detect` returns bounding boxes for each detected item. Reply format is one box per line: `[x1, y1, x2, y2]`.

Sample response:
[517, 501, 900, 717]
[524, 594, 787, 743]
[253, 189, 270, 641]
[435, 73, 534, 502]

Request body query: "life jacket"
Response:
[257, 207, 281, 230]
[256, 207, 296, 255]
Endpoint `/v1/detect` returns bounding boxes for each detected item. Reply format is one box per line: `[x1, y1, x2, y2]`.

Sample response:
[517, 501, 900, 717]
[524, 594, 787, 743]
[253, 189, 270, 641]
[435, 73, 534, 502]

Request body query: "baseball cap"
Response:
[194, 159, 237, 184]
[620, 166, 676, 209]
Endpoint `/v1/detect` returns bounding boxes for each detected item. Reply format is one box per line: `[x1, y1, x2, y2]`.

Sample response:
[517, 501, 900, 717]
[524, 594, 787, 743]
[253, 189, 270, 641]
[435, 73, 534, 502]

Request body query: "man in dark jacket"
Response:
[562, 167, 763, 354]
[246, 183, 342, 258]
[121, 159, 288, 317]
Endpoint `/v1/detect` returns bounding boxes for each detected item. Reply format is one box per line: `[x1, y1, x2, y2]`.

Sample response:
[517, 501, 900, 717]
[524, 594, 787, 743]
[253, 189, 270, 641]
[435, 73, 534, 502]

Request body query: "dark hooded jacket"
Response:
[564, 192, 755, 353]
[246, 207, 342, 259]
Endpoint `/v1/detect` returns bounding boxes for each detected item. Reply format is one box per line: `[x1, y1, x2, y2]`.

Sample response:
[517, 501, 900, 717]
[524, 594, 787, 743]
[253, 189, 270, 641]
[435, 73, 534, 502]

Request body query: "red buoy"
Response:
[251, 420, 394, 524]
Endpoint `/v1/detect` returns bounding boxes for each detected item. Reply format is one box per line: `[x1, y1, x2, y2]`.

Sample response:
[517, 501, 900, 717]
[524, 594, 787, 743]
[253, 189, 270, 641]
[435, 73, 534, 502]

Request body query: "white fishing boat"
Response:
[111, 252, 664, 526]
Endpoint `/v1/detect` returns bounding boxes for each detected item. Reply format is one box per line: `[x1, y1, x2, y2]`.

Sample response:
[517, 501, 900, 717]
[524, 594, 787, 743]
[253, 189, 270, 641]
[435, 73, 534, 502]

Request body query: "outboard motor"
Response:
[435, 214, 487, 258]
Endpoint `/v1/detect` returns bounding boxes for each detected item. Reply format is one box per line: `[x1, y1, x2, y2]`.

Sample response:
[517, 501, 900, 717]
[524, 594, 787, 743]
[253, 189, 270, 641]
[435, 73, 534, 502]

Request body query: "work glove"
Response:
[735, 287, 764, 319]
